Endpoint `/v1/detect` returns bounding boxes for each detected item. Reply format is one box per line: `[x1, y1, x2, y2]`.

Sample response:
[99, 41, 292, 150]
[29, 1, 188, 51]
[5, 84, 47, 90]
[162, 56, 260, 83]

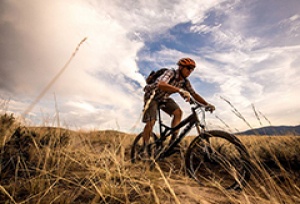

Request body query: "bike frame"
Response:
[132, 99, 251, 190]
[156, 100, 206, 158]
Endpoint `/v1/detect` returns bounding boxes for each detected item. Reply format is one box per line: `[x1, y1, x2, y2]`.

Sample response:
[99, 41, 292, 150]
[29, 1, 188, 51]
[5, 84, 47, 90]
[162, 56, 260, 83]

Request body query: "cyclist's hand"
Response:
[179, 89, 191, 102]
[205, 103, 215, 113]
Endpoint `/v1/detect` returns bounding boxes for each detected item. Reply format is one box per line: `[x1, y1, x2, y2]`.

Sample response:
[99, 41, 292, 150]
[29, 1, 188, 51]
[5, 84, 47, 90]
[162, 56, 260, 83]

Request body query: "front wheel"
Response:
[130, 132, 159, 163]
[185, 130, 251, 190]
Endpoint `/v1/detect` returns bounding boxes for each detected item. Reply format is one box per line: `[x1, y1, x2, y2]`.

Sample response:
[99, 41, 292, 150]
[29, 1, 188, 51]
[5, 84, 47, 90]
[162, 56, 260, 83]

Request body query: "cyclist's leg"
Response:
[171, 108, 182, 133]
[143, 120, 155, 145]
[142, 99, 158, 146]
[161, 98, 182, 141]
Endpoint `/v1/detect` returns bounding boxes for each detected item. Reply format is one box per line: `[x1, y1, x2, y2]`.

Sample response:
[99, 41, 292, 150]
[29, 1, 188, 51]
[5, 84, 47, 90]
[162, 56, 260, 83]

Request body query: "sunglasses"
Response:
[185, 66, 195, 71]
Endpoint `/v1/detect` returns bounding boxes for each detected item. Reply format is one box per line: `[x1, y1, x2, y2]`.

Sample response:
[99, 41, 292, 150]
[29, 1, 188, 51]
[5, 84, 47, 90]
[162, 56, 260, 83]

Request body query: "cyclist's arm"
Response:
[185, 80, 210, 106]
[191, 92, 209, 105]
[158, 82, 192, 103]
[157, 81, 181, 93]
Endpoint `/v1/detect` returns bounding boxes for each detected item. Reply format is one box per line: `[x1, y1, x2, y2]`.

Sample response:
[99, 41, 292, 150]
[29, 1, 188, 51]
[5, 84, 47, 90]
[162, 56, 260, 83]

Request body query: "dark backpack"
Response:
[145, 68, 175, 84]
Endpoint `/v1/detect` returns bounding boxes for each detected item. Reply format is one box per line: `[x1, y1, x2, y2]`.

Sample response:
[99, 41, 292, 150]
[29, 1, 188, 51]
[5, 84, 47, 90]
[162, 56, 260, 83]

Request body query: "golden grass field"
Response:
[0, 113, 299, 204]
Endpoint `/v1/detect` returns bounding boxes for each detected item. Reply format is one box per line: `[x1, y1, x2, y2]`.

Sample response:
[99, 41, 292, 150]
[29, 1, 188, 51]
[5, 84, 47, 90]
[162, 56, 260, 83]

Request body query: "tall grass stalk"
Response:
[220, 96, 253, 129]
[22, 37, 87, 118]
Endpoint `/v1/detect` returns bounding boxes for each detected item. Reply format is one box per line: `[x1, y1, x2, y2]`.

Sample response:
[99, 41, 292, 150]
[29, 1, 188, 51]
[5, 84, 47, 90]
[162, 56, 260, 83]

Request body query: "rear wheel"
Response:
[185, 130, 251, 190]
[130, 132, 159, 163]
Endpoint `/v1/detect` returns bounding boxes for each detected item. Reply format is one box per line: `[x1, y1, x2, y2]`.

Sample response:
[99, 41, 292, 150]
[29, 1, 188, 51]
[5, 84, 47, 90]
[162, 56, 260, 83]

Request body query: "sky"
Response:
[1, 0, 300, 133]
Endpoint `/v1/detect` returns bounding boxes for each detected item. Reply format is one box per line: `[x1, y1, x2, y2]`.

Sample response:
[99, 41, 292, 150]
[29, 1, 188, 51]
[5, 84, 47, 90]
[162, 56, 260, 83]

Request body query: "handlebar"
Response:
[189, 97, 214, 113]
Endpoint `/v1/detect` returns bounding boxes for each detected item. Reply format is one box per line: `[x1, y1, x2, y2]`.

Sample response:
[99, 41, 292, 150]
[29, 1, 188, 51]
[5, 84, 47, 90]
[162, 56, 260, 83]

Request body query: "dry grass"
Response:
[0, 114, 299, 204]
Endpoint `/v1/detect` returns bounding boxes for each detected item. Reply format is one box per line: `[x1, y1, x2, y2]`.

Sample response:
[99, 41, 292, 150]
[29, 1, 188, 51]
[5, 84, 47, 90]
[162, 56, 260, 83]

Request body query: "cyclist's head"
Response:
[177, 58, 196, 70]
[177, 58, 196, 78]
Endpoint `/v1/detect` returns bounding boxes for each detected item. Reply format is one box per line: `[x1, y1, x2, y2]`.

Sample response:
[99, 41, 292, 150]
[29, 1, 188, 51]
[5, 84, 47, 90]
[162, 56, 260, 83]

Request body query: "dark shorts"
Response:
[142, 98, 179, 123]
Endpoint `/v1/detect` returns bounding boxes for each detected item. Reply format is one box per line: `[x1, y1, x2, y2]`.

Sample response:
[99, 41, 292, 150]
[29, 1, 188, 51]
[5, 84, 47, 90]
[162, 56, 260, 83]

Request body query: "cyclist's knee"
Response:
[173, 108, 182, 118]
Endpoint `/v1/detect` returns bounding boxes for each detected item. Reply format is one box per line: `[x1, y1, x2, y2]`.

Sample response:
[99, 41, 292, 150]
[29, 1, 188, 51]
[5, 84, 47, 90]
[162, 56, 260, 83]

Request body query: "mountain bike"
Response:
[131, 98, 251, 190]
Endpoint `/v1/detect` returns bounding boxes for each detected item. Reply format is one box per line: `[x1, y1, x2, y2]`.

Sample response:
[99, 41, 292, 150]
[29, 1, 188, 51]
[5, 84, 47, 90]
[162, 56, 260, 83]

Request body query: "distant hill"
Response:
[236, 125, 300, 136]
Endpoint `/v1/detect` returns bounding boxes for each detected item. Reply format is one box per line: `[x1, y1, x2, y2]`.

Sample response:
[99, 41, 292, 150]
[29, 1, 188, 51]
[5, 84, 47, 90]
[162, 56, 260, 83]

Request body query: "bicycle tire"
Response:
[130, 132, 159, 163]
[185, 130, 251, 190]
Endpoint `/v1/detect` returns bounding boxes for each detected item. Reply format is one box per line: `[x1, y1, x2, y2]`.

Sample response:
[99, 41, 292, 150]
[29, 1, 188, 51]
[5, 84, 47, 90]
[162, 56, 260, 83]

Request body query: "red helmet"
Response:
[177, 58, 196, 68]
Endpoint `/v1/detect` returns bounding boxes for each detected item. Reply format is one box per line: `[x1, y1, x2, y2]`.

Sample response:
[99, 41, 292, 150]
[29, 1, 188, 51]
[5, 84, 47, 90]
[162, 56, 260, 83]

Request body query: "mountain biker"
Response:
[142, 57, 215, 149]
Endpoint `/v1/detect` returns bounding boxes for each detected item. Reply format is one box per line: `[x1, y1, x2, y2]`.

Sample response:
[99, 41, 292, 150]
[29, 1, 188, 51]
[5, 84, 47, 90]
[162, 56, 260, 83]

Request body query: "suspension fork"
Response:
[198, 132, 214, 161]
[196, 124, 202, 135]
[193, 111, 203, 136]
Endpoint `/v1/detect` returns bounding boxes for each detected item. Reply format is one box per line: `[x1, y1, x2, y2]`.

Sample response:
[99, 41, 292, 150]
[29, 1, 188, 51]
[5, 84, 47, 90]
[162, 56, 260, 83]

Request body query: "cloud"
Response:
[195, 44, 300, 130]
[0, 0, 147, 129]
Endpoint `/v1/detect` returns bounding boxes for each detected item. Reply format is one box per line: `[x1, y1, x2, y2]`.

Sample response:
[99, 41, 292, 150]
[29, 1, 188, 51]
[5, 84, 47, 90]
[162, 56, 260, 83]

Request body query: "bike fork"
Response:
[196, 123, 203, 135]
[195, 124, 213, 160]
